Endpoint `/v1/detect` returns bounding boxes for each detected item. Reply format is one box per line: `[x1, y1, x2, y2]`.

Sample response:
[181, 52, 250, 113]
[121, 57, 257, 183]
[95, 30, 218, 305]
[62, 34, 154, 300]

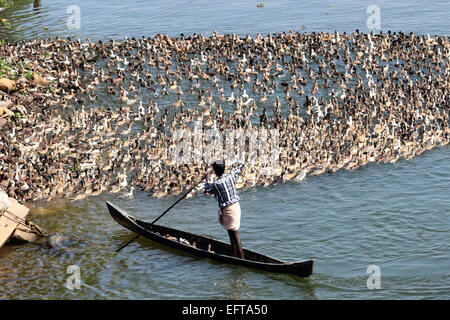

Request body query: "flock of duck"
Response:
[0, 30, 448, 203]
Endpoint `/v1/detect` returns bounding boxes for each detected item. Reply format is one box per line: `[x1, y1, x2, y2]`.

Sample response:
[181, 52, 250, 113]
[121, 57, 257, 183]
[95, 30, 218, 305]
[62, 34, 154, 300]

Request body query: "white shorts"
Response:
[218, 202, 241, 231]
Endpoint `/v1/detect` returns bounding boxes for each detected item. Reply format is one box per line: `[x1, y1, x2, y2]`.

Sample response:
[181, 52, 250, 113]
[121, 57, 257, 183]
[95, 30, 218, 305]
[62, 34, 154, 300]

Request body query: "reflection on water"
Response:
[0, 0, 449, 300]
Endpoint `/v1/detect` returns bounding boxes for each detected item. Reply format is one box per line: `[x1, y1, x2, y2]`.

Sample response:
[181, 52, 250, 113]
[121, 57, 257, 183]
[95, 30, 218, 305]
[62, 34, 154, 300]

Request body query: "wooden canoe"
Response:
[106, 201, 314, 277]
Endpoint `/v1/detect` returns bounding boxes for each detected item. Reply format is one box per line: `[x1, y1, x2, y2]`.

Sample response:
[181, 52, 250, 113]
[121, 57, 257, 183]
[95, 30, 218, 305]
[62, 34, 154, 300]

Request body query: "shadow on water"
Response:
[33, 0, 41, 10]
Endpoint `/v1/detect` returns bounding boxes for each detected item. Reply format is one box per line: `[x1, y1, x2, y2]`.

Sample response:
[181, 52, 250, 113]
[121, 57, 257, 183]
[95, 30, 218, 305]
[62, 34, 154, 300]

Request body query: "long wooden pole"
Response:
[116, 175, 206, 253]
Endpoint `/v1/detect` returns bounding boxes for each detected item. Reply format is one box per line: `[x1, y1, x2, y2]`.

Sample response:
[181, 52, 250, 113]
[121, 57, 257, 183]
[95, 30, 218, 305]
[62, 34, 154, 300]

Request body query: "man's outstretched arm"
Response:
[204, 172, 215, 194]
[230, 161, 245, 179]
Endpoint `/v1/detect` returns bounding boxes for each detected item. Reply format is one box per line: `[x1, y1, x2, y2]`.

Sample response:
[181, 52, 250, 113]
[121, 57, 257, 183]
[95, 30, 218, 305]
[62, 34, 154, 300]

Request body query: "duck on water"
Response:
[0, 31, 447, 205]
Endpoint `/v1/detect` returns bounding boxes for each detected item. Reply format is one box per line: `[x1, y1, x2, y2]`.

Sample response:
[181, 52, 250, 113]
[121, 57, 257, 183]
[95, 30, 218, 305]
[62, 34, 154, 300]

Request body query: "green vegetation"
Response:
[69, 163, 81, 173]
[0, 57, 33, 80]
[0, 19, 12, 29]
[24, 70, 33, 79]
[0, 0, 13, 9]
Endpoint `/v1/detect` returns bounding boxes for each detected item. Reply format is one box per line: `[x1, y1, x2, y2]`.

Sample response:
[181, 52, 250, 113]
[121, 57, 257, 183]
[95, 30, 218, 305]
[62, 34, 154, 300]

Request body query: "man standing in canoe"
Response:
[205, 160, 245, 259]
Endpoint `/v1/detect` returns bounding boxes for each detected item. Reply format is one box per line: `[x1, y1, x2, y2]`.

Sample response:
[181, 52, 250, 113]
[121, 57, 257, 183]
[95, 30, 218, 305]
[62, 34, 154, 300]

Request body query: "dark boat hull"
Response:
[106, 201, 314, 277]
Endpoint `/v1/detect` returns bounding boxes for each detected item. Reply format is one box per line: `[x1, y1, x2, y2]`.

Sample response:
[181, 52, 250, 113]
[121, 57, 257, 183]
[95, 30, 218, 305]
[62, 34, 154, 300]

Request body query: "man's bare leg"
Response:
[228, 230, 244, 259]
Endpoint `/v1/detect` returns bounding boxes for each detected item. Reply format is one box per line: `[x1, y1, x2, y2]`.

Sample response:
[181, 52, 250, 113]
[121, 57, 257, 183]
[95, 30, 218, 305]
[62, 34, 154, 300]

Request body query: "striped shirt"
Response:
[205, 162, 245, 208]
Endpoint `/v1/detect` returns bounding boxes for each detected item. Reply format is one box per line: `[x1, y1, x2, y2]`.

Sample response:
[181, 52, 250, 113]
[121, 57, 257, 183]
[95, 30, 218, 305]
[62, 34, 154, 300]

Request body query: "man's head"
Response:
[212, 160, 225, 177]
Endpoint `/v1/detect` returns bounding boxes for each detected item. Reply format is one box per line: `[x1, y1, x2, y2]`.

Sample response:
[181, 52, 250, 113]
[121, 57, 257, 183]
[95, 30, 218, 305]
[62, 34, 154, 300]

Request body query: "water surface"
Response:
[1, 0, 449, 41]
[0, 0, 449, 300]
